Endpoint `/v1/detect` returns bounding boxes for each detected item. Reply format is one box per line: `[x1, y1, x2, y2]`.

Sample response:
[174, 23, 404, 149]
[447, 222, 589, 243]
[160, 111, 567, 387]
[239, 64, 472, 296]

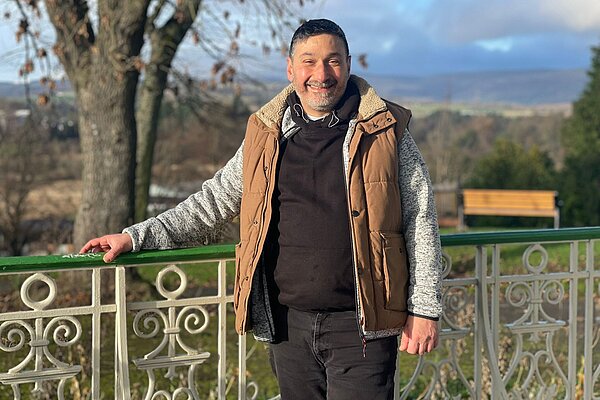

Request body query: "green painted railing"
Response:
[0, 244, 236, 273]
[0, 227, 599, 399]
[1, 227, 599, 273]
[440, 226, 600, 246]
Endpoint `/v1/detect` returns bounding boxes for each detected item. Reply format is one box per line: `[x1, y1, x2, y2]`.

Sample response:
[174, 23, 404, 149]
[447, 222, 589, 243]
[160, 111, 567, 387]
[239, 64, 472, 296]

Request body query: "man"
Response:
[81, 19, 442, 399]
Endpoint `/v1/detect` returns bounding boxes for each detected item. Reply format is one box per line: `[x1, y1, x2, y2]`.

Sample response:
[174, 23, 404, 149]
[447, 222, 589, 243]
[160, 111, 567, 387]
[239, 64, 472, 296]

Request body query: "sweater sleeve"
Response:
[123, 141, 244, 251]
[398, 129, 443, 319]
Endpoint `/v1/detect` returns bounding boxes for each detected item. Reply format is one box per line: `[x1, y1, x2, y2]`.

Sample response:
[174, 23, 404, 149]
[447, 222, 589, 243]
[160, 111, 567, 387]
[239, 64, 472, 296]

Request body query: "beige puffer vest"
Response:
[233, 76, 412, 336]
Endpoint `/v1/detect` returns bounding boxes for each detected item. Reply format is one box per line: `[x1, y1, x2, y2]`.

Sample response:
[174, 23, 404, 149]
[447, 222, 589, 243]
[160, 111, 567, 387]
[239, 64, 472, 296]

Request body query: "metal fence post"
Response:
[115, 266, 131, 400]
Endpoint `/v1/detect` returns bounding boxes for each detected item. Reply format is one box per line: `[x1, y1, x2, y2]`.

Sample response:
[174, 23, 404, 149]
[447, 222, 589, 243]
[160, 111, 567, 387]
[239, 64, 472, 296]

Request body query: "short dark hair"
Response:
[289, 19, 349, 57]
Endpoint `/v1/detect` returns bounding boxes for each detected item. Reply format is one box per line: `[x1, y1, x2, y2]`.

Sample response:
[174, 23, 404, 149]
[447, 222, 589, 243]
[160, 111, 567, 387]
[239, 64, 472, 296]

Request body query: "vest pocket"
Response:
[379, 232, 409, 312]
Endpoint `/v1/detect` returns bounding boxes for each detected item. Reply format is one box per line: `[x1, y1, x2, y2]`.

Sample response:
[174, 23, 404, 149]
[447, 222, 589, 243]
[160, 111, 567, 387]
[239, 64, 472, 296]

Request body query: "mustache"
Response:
[306, 79, 336, 88]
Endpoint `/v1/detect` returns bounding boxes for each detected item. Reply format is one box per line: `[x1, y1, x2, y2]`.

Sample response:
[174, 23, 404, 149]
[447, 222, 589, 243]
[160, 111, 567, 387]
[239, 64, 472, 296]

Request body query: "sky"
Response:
[0, 0, 599, 82]
[307, 0, 600, 77]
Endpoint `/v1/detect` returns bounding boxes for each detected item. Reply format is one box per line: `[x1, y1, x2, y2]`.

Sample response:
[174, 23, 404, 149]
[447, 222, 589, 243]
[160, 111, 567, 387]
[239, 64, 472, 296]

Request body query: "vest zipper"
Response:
[342, 119, 367, 356]
[255, 138, 279, 267]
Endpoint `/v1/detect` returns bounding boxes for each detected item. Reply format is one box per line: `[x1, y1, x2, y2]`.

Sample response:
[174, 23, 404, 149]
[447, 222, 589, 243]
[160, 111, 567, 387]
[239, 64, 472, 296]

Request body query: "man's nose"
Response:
[313, 61, 331, 81]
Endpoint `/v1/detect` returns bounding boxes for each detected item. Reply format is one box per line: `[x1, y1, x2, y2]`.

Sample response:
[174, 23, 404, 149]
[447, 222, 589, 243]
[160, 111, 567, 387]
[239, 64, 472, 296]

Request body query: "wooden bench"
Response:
[458, 189, 560, 229]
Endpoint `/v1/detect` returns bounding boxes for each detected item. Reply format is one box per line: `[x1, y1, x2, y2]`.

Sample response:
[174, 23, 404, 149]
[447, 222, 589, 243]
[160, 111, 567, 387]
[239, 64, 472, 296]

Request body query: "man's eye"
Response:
[329, 60, 340, 66]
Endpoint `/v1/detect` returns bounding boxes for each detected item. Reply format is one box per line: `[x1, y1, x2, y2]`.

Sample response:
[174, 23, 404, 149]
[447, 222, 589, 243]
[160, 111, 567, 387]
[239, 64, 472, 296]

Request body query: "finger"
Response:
[100, 244, 112, 252]
[80, 239, 99, 254]
[423, 340, 433, 353]
[103, 248, 120, 263]
[399, 333, 409, 352]
[406, 340, 419, 355]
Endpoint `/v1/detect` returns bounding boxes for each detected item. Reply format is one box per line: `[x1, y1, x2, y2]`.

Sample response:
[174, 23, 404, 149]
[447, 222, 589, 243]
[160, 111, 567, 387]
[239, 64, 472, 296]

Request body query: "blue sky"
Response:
[0, 0, 599, 82]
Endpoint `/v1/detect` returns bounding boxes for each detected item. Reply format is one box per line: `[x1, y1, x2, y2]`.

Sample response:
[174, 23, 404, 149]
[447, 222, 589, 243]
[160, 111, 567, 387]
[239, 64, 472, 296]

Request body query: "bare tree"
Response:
[0, 115, 48, 255]
[8, 0, 312, 247]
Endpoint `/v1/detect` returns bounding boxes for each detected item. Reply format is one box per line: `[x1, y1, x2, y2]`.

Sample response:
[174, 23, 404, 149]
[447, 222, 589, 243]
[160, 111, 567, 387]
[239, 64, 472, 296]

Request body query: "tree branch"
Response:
[142, 0, 202, 81]
[152, 0, 201, 58]
[134, 0, 201, 221]
[44, 0, 95, 74]
[95, 0, 152, 75]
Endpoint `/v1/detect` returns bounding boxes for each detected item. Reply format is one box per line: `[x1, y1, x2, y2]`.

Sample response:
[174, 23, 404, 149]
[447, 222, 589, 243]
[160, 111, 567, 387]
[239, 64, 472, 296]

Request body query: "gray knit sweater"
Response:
[124, 76, 443, 321]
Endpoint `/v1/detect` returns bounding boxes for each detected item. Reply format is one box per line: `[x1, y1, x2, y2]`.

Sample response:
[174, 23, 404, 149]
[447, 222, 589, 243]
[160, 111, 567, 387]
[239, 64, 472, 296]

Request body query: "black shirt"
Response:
[263, 83, 360, 312]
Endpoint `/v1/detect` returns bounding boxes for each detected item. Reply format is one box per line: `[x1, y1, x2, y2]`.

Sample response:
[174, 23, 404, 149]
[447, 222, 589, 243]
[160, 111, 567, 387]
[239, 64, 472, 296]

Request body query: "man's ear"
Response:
[347, 55, 352, 74]
[286, 57, 293, 82]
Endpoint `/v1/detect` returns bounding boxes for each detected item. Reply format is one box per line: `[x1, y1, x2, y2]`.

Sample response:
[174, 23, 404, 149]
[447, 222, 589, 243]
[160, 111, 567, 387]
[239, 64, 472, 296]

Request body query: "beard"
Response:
[302, 78, 347, 112]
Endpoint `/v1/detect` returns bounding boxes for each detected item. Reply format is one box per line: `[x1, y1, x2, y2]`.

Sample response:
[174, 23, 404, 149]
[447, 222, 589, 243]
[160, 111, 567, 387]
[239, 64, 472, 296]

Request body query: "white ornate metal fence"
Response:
[0, 227, 598, 399]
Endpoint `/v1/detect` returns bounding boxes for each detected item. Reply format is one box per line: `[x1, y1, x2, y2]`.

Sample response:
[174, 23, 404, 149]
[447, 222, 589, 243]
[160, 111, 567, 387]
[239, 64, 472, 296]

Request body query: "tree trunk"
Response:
[135, 60, 168, 222]
[73, 71, 139, 247]
[135, 0, 201, 222]
[44, 0, 150, 247]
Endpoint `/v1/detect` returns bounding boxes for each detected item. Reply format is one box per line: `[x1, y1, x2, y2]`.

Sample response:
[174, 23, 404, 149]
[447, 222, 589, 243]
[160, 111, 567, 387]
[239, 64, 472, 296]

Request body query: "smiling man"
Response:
[287, 32, 350, 115]
[81, 19, 443, 399]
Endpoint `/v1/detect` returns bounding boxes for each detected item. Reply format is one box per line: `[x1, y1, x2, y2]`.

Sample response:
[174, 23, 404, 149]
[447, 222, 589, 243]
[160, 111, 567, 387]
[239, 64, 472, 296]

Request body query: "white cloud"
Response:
[543, 0, 600, 31]
[425, 0, 600, 43]
[475, 38, 514, 52]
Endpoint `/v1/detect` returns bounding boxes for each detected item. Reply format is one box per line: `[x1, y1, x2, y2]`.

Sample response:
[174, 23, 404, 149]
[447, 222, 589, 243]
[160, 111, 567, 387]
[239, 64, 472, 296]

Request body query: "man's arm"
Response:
[124, 141, 244, 251]
[80, 141, 245, 260]
[397, 129, 443, 354]
[397, 129, 443, 318]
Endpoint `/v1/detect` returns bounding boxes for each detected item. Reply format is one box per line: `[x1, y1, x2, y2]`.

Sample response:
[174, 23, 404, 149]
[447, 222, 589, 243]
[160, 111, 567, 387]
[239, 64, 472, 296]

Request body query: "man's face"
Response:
[287, 34, 351, 117]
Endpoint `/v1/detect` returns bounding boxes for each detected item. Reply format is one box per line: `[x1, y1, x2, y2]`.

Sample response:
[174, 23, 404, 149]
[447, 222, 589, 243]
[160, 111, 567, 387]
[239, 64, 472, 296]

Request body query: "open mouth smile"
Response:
[307, 81, 336, 92]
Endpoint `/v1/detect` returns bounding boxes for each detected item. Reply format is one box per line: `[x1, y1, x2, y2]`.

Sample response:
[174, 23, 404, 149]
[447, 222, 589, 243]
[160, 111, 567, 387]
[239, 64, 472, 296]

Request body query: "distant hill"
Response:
[362, 69, 587, 105]
[0, 80, 72, 99]
[0, 69, 588, 105]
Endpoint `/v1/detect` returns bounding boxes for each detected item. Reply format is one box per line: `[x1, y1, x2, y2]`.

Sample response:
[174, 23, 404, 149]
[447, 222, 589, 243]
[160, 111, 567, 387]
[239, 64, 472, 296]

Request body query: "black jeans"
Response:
[268, 307, 398, 400]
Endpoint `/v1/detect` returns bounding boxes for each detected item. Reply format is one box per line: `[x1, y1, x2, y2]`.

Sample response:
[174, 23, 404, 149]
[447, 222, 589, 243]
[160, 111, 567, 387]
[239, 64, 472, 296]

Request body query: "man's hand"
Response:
[399, 315, 439, 355]
[79, 233, 133, 263]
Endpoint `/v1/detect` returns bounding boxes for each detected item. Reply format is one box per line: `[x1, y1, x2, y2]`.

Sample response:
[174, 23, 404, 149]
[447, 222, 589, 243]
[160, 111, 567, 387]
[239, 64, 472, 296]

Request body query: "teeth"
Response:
[308, 83, 333, 89]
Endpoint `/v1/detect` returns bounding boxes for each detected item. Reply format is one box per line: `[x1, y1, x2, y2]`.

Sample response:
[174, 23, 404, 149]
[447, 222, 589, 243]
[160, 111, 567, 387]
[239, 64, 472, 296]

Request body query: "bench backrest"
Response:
[460, 189, 559, 228]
